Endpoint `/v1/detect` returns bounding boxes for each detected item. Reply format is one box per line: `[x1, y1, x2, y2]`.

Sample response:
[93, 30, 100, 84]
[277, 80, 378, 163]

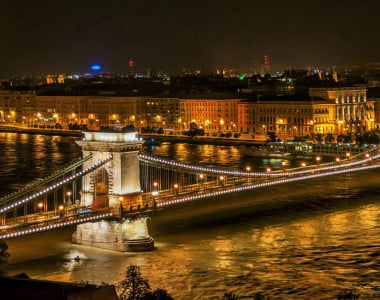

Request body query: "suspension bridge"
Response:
[0, 131, 378, 251]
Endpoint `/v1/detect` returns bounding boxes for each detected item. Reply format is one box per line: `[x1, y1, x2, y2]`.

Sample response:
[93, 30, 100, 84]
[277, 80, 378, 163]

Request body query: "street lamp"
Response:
[345, 152, 351, 159]
[335, 157, 341, 162]
[119, 196, 124, 216]
[365, 153, 370, 158]
[315, 156, 321, 163]
[266, 167, 271, 172]
[246, 166, 251, 172]
[38, 202, 43, 214]
[301, 162, 307, 167]
[66, 191, 72, 206]
[58, 205, 64, 216]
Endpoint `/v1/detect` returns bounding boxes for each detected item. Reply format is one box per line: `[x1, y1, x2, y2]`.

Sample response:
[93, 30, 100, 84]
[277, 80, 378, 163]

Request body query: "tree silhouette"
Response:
[118, 265, 151, 300]
[0, 240, 10, 276]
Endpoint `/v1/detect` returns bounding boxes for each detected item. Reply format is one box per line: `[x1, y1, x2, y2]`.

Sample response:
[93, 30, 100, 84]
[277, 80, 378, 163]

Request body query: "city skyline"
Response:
[1, 0, 380, 74]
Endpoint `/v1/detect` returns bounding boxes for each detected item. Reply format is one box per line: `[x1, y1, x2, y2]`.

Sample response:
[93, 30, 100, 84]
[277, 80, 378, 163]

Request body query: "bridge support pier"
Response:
[72, 216, 154, 252]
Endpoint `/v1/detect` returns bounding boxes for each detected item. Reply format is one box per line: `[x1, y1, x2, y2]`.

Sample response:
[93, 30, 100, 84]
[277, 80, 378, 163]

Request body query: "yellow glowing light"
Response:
[246, 166, 251, 172]
[266, 167, 271, 172]
[365, 153, 370, 158]
[346, 152, 351, 157]
[66, 191, 72, 197]
[336, 157, 340, 162]
[173, 184, 179, 189]
[281, 161, 287, 166]
[199, 174, 204, 179]
[53, 113, 58, 119]
[316, 156, 321, 162]
[36, 113, 42, 118]
[38, 202, 43, 208]
[58, 205, 64, 210]
[301, 162, 306, 167]
[119, 196, 123, 201]
[219, 176, 225, 181]
[220, 119, 224, 125]
[153, 182, 158, 187]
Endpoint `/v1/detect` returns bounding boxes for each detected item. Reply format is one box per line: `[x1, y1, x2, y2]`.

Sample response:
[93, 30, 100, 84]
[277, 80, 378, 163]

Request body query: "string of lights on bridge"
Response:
[0, 155, 93, 204]
[0, 156, 113, 215]
[139, 151, 379, 178]
[0, 212, 112, 240]
[157, 163, 380, 208]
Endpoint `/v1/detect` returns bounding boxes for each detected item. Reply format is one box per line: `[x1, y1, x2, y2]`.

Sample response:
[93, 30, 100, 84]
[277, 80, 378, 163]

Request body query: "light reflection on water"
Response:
[1, 134, 379, 299]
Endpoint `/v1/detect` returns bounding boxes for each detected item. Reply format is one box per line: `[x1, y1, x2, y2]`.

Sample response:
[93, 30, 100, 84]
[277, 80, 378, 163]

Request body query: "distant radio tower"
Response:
[263, 55, 270, 74]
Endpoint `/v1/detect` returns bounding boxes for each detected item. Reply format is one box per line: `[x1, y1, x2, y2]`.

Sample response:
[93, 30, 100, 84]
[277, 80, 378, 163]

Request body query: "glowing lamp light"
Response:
[246, 166, 251, 172]
[365, 153, 370, 158]
[266, 167, 271, 172]
[301, 162, 307, 167]
[336, 157, 341, 162]
[219, 176, 225, 181]
[91, 64, 101, 70]
[119, 196, 123, 201]
[346, 152, 351, 158]
[153, 182, 158, 187]
[281, 161, 287, 166]
[66, 191, 72, 197]
[199, 174, 204, 179]
[173, 184, 179, 189]
[58, 205, 64, 211]
[38, 202, 43, 209]
[316, 156, 321, 162]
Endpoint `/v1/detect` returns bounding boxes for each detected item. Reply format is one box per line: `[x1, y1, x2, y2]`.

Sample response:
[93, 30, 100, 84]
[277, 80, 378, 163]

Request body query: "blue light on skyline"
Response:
[91, 64, 101, 70]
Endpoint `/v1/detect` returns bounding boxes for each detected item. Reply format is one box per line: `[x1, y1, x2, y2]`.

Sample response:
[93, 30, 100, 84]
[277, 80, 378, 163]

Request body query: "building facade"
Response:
[0, 87, 376, 137]
[310, 87, 375, 134]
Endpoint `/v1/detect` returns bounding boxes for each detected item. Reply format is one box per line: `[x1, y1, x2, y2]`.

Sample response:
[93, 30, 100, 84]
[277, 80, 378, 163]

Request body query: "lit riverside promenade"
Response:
[0, 131, 378, 252]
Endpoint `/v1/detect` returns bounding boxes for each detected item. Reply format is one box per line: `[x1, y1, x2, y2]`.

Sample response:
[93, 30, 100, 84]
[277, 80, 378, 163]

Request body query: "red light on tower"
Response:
[129, 60, 134, 67]
[264, 55, 270, 72]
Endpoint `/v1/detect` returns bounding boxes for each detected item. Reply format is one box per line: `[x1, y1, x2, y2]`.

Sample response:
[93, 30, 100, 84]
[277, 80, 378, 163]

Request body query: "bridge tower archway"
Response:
[76, 131, 144, 210]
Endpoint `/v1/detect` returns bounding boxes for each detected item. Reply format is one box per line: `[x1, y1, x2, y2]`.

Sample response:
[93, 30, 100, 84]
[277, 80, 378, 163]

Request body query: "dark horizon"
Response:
[1, 0, 379, 75]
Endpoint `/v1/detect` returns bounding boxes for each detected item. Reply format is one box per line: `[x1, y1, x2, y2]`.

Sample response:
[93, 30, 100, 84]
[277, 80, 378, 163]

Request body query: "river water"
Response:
[1, 133, 379, 299]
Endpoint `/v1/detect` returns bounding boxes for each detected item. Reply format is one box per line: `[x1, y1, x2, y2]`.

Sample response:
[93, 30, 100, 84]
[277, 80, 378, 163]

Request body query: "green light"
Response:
[239, 76, 244, 80]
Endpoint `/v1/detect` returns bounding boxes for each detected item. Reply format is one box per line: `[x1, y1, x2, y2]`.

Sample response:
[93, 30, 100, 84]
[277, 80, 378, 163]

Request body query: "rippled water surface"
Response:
[1, 134, 379, 299]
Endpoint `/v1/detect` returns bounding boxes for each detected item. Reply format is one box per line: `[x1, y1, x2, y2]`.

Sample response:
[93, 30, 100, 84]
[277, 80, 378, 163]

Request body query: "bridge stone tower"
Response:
[76, 131, 143, 209]
[73, 131, 154, 251]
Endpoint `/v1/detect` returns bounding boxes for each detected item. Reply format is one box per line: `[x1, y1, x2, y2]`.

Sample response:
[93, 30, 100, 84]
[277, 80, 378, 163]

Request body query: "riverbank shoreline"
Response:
[0, 125, 82, 137]
[0, 125, 266, 145]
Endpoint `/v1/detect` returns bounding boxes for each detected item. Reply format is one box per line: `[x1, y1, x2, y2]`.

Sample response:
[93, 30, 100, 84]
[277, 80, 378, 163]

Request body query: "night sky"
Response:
[1, 0, 379, 74]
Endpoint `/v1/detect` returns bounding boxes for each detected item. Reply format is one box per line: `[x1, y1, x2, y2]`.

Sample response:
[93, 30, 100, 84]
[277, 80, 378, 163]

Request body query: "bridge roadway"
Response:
[0, 148, 379, 240]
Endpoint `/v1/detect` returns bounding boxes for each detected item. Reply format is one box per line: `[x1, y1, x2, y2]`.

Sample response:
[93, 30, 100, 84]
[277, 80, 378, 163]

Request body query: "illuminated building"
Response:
[254, 99, 336, 136]
[180, 98, 240, 132]
[139, 98, 180, 131]
[310, 87, 375, 133]
[0, 87, 376, 137]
